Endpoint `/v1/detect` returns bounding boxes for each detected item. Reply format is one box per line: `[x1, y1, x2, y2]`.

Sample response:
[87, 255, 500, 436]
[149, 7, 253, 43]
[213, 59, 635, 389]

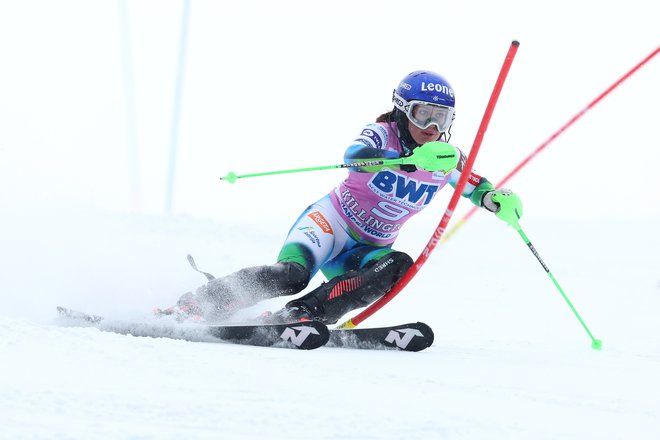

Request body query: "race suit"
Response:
[277, 121, 494, 281]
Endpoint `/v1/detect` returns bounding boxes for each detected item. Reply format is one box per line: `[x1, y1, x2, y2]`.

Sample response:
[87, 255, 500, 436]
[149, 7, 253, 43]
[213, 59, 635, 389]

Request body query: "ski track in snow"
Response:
[2, 314, 659, 440]
[1, 213, 660, 439]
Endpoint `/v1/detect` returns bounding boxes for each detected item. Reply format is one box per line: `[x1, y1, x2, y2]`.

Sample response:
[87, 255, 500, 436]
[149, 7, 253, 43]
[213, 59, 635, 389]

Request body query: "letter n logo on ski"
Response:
[308, 211, 333, 234]
[280, 325, 321, 347]
[384, 328, 424, 349]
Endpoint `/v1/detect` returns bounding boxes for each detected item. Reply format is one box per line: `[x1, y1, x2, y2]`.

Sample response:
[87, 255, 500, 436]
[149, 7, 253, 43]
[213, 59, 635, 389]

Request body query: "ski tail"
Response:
[57, 306, 104, 323]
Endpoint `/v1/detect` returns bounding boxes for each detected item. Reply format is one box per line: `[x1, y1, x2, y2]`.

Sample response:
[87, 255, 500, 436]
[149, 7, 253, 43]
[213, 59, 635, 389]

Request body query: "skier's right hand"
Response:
[404, 141, 459, 173]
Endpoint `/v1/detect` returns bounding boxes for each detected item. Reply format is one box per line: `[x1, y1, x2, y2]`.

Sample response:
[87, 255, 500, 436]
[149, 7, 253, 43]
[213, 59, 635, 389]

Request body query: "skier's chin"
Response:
[415, 132, 440, 144]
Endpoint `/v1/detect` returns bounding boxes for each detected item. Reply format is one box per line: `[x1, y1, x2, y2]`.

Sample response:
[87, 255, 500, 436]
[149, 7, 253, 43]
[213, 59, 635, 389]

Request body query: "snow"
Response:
[1, 1, 659, 439]
[2, 212, 659, 439]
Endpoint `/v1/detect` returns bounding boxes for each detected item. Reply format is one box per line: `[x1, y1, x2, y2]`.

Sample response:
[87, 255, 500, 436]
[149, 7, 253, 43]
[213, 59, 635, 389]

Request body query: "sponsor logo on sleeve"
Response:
[297, 226, 321, 247]
[354, 123, 388, 149]
[468, 172, 482, 187]
[307, 211, 333, 234]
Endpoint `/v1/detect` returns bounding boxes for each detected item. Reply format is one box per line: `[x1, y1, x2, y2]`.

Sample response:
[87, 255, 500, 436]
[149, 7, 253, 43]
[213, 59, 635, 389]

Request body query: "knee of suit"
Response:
[210, 261, 310, 299]
[276, 261, 311, 295]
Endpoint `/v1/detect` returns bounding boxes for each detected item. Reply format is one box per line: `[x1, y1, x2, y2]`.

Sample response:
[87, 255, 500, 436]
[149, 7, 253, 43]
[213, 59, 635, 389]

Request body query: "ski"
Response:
[56, 306, 329, 350]
[57, 307, 433, 351]
[206, 321, 329, 350]
[327, 322, 434, 352]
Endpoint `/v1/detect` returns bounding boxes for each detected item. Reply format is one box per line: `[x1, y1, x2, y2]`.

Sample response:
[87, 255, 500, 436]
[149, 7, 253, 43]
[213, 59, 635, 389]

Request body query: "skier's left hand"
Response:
[482, 189, 523, 228]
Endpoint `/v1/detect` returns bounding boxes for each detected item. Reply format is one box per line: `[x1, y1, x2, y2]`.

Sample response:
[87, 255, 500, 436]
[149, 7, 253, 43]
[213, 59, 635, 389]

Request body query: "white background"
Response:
[0, 1, 658, 439]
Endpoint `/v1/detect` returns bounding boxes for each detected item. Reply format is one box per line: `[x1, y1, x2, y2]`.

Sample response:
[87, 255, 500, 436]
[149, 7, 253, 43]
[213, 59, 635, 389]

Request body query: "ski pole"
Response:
[220, 160, 395, 183]
[336, 40, 520, 329]
[442, 45, 659, 243]
[219, 141, 459, 183]
[507, 217, 603, 350]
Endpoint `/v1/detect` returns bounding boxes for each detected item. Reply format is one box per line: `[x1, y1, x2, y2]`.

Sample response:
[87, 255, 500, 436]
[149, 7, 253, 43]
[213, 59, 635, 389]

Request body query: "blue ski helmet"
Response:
[391, 70, 456, 148]
[393, 70, 456, 109]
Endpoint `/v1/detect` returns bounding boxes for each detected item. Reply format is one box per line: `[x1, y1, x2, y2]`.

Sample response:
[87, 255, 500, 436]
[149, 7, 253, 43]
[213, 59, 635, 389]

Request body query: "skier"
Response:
[162, 70, 522, 324]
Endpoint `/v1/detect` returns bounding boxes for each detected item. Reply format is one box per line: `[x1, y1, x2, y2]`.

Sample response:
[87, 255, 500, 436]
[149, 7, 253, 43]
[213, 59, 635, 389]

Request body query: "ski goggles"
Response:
[393, 91, 455, 132]
[406, 101, 454, 132]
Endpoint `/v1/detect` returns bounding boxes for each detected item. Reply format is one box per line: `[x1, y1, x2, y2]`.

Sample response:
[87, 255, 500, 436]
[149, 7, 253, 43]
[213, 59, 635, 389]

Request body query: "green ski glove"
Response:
[401, 141, 459, 173]
[482, 189, 523, 229]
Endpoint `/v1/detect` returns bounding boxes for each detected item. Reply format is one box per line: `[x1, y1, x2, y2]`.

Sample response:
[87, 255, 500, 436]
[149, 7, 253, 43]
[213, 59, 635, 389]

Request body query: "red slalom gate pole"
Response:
[336, 40, 521, 329]
[442, 45, 660, 243]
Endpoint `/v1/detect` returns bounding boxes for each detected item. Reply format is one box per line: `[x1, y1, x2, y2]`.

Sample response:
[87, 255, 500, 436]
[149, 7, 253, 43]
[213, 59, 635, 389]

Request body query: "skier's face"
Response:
[408, 120, 442, 145]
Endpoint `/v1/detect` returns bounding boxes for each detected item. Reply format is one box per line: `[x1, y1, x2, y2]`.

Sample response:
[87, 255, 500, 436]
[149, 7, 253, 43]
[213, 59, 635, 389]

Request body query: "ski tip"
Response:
[512, 40, 520, 46]
[414, 322, 434, 350]
[288, 320, 330, 349]
[327, 321, 434, 352]
[415, 321, 433, 331]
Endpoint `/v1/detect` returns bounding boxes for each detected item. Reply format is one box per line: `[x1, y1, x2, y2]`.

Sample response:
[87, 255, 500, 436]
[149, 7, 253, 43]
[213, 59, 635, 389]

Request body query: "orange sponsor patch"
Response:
[307, 211, 333, 234]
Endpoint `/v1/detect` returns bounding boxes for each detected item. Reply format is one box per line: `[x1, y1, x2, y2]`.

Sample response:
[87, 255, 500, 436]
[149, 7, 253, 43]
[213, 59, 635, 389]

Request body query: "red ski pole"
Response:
[336, 40, 521, 329]
[442, 45, 660, 243]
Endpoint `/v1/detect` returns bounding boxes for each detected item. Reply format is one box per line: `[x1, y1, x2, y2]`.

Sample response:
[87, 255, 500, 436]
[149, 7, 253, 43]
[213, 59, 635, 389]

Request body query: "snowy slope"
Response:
[1, 212, 659, 440]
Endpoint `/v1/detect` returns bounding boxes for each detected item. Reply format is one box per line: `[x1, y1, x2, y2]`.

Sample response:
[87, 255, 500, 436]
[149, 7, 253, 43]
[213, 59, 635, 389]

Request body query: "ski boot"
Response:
[259, 304, 315, 324]
[153, 292, 206, 322]
[277, 251, 413, 325]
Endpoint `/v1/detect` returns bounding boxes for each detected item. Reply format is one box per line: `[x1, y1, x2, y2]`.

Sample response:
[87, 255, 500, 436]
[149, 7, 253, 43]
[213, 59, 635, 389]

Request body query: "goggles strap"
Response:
[392, 91, 410, 114]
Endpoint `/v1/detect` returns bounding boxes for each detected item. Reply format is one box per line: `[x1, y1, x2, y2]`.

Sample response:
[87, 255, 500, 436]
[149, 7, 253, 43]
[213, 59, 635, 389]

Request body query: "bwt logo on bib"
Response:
[371, 171, 439, 206]
[420, 82, 454, 98]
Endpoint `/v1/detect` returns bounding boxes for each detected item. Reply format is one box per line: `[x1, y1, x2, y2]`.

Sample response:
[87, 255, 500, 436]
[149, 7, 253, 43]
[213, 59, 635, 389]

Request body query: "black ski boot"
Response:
[261, 303, 315, 324]
[277, 252, 413, 325]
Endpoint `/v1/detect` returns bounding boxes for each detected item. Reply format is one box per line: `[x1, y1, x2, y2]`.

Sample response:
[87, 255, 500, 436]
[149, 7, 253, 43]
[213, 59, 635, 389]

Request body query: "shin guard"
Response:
[285, 251, 413, 324]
